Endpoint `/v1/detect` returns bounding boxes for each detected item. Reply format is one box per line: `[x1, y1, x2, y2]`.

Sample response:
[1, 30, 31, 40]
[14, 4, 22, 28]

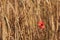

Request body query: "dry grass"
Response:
[0, 0, 60, 40]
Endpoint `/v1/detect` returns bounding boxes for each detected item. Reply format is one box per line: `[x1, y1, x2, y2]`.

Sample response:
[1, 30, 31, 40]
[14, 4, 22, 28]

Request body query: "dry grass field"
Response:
[0, 0, 60, 40]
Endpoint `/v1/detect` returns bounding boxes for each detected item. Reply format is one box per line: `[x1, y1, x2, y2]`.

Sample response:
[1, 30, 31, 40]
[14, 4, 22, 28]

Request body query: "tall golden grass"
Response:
[0, 0, 60, 40]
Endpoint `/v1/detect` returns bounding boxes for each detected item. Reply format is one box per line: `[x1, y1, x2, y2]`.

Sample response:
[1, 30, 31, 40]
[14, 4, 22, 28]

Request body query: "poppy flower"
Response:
[38, 21, 45, 29]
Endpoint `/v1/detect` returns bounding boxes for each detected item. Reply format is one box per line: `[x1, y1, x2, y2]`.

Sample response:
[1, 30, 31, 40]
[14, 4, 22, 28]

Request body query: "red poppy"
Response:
[38, 21, 45, 29]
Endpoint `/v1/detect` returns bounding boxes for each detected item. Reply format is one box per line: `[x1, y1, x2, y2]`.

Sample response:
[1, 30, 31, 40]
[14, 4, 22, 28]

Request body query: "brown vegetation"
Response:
[0, 0, 60, 40]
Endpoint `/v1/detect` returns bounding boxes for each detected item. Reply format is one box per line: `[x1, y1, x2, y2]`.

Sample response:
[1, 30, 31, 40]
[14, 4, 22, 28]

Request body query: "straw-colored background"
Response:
[0, 0, 60, 40]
